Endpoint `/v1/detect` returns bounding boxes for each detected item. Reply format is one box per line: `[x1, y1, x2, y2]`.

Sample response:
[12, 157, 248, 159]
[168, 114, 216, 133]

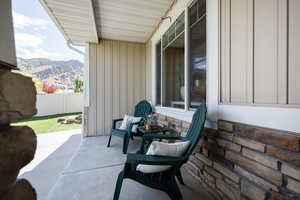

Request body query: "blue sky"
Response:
[12, 0, 84, 62]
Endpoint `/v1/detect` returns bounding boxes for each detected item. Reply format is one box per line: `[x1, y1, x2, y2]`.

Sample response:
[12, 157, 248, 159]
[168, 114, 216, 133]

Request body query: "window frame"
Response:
[155, 0, 207, 111]
[188, 0, 207, 110]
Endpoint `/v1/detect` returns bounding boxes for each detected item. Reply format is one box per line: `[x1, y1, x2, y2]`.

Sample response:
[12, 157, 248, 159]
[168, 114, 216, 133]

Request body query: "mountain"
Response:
[17, 57, 84, 90]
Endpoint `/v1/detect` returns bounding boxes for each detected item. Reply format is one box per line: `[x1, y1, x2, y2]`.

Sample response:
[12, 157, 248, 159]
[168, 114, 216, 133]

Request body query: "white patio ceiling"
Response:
[39, 0, 174, 45]
[39, 0, 99, 45]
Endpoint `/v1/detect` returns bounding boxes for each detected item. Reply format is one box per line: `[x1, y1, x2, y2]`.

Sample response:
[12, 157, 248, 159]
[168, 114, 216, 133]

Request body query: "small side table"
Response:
[138, 126, 171, 136]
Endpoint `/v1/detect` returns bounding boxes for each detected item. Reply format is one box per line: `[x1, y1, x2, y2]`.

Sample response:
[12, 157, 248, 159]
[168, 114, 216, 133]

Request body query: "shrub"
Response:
[74, 78, 83, 93]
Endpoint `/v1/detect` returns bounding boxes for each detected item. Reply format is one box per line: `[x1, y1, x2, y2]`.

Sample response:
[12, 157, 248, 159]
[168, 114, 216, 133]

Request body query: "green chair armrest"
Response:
[113, 118, 123, 122]
[126, 154, 185, 165]
[127, 122, 141, 132]
[113, 129, 128, 134]
[143, 134, 184, 141]
[112, 118, 123, 129]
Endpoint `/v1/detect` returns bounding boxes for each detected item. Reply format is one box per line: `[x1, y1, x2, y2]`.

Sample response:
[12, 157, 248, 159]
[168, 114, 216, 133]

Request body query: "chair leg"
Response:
[107, 135, 112, 147]
[176, 170, 185, 185]
[113, 171, 125, 200]
[123, 135, 129, 154]
[166, 178, 183, 200]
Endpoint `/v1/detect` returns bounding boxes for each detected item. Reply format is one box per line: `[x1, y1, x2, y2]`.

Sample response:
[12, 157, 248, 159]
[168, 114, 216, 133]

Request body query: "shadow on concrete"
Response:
[20, 133, 82, 200]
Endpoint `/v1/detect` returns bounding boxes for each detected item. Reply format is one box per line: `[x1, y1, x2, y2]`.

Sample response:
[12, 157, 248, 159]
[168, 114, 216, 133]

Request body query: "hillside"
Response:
[17, 57, 83, 90]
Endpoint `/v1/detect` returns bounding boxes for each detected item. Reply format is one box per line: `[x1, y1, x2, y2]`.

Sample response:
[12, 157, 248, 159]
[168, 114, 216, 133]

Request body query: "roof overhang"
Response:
[39, 0, 175, 44]
[39, 0, 99, 45]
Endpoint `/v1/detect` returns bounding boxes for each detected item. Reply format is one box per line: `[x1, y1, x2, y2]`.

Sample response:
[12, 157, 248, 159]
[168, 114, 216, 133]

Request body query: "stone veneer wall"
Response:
[157, 114, 300, 200]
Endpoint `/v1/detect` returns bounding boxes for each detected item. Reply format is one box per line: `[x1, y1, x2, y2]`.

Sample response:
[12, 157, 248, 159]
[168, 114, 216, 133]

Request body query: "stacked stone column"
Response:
[0, 69, 37, 200]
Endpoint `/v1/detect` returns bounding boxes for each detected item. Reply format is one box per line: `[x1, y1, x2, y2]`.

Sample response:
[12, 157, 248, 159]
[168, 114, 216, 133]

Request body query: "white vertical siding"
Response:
[97, 42, 105, 136]
[230, 0, 253, 104]
[138, 44, 146, 102]
[104, 40, 113, 134]
[277, 0, 288, 105]
[85, 40, 147, 136]
[289, 0, 300, 104]
[220, 0, 231, 103]
[112, 40, 120, 119]
[145, 41, 153, 102]
[254, 0, 287, 104]
[220, 0, 297, 106]
[127, 44, 134, 115]
[119, 42, 128, 117]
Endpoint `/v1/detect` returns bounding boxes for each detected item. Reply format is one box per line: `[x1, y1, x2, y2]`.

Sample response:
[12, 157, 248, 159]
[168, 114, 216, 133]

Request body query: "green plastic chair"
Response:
[113, 104, 207, 200]
[107, 100, 152, 154]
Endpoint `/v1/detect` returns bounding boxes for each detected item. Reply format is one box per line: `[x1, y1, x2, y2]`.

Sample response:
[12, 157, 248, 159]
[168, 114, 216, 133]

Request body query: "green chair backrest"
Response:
[134, 100, 152, 119]
[184, 103, 207, 157]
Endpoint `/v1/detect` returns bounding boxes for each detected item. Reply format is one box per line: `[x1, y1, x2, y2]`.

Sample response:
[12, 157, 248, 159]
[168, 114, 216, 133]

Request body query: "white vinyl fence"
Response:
[36, 93, 83, 116]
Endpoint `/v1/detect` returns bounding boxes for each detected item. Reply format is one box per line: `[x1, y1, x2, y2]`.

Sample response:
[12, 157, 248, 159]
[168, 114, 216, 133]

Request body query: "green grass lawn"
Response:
[12, 113, 82, 134]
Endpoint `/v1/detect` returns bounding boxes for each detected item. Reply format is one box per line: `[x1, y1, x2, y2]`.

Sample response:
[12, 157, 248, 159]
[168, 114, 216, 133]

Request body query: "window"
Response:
[161, 12, 185, 109]
[189, 0, 206, 108]
[163, 34, 185, 108]
[189, 1, 198, 25]
[156, 41, 161, 105]
[155, 0, 206, 110]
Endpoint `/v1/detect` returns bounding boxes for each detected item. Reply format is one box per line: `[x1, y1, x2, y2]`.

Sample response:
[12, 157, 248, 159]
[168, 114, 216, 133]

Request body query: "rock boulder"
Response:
[0, 126, 37, 199]
[0, 71, 37, 124]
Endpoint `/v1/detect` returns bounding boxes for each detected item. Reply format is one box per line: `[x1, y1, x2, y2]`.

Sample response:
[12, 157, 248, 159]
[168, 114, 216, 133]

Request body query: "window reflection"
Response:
[163, 34, 185, 109]
[189, 0, 206, 109]
[189, 1, 198, 25]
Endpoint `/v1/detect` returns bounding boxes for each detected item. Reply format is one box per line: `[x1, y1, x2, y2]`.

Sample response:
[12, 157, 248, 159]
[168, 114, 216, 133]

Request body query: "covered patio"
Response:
[38, 0, 300, 199]
[1, 0, 299, 199]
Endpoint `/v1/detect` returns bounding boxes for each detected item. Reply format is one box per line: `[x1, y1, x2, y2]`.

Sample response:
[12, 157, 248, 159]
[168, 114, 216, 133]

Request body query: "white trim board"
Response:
[155, 106, 217, 129]
[218, 105, 300, 134]
[156, 104, 300, 133]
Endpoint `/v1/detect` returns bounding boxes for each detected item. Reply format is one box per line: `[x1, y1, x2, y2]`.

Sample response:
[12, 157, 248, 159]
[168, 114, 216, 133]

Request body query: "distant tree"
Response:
[32, 77, 43, 92]
[42, 81, 57, 94]
[16, 71, 42, 91]
[74, 77, 83, 93]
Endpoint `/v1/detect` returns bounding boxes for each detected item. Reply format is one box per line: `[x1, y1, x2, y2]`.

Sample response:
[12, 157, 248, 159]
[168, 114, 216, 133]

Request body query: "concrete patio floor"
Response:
[44, 135, 215, 200]
[19, 129, 82, 200]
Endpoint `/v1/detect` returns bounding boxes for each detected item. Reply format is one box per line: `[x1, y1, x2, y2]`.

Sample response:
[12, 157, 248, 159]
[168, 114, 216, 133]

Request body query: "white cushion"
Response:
[119, 115, 142, 133]
[136, 141, 190, 173]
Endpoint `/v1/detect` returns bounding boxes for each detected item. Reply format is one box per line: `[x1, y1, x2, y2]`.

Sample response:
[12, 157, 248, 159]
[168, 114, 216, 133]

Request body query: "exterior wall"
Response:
[148, 0, 300, 133]
[220, 0, 300, 106]
[217, 0, 300, 133]
[36, 93, 83, 116]
[149, 1, 300, 198]
[157, 114, 300, 200]
[84, 40, 147, 136]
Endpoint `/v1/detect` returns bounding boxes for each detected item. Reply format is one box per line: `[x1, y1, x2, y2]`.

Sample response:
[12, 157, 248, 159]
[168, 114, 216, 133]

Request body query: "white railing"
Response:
[36, 92, 83, 116]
